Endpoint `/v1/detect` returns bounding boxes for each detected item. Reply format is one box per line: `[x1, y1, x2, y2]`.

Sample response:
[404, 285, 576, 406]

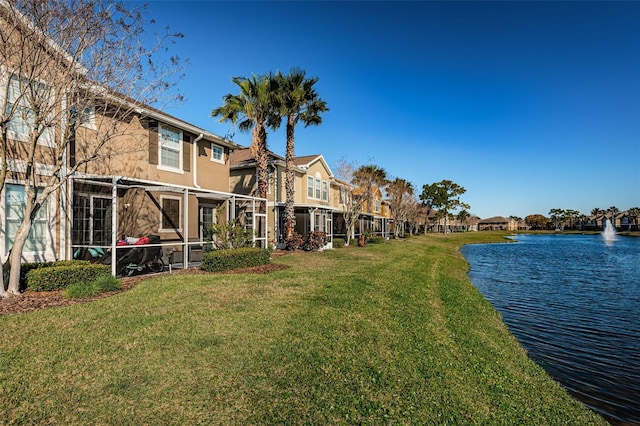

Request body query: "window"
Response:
[322, 181, 328, 201]
[211, 143, 224, 163]
[72, 194, 112, 246]
[374, 199, 381, 213]
[71, 106, 96, 130]
[315, 178, 321, 199]
[6, 76, 54, 144]
[5, 184, 48, 252]
[339, 187, 347, 204]
[158, 125, 182, 171]
[161, 196, 181, 231]
[307, 176, 314, 198]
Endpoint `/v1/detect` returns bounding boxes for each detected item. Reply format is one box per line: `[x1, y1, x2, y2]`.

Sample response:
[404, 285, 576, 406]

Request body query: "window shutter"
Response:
[183, 134, 191, 172]
[148, 120, 158, 165]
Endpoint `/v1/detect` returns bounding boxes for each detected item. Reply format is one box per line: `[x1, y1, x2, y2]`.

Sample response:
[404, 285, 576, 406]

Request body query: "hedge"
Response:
[27, 263, 111, 292]
[18, 260, 91, 291]
[201, 248, 270, 273]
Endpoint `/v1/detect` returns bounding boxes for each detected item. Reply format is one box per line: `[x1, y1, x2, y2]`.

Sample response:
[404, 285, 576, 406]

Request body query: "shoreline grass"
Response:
[0, 233, 606, 424]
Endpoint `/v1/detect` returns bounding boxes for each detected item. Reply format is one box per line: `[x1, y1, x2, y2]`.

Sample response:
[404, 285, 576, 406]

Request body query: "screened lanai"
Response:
[69, 174, 267, 276]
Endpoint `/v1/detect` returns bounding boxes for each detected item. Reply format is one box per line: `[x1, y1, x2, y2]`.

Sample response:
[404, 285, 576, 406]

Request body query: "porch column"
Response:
[110, 177, 118, 276]
[183, 188, 189, 267]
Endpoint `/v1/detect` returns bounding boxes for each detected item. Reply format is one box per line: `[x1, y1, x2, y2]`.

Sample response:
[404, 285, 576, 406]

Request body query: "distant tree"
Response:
[352, 164, 387, 214]
[564, 209, 581, 230]
[525, 214, 549, 230]
[212, 74, 280, 213]
[457, 209, 471, 231]
[419, 180, 469, 234]
[404, 197, 424, 235]
[591, 208, 605, 216]
[276, 68, 328, 246]
[386, 177, 414, 237]
[548, 208, 565, 230]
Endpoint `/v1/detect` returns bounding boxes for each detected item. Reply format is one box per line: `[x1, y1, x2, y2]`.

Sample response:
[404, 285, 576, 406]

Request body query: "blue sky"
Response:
[136, 1, 639, 219]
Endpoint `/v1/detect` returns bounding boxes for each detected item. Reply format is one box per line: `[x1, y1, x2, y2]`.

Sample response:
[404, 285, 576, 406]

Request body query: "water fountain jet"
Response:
[602, 218, 618, 243]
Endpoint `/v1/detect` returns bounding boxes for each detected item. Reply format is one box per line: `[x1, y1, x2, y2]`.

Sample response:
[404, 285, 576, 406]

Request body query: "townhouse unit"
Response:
[0, 3, 266, 274]
[229, 148, 392, 248]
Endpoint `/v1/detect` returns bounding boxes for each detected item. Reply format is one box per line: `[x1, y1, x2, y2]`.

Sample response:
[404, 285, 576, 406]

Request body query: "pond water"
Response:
[461, 234, 640, 425]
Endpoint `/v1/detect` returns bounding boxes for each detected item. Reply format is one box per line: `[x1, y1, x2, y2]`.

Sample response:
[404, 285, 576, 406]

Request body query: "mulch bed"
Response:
[0, 261, 290, 316]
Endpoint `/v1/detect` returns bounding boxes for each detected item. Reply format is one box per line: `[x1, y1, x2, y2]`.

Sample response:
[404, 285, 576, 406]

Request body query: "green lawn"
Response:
[0, 233, 606, 425]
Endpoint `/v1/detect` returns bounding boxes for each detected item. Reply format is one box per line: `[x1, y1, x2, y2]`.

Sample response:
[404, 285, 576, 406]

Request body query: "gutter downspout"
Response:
[192, 133, 204, 189]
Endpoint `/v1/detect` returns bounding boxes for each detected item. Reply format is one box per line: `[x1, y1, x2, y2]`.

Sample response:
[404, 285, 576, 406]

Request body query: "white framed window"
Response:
[6, 75, 54, 146]
[4, 184, 49, 253]
[71, 106, 96, 130]
[315, 178, 321, 199]
[322, 181, 328, 201]
[211, 143, 224, 164]
[307, 176, 314, 198]
[158, 124, 183, 172]
[374, 199, 381, 213]
[160, 195, 181, 232]
[340, 187, 347, 204]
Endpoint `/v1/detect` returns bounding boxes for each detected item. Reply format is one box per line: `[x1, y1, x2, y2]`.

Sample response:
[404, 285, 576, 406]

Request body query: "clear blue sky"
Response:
[135, 1, 640, 219]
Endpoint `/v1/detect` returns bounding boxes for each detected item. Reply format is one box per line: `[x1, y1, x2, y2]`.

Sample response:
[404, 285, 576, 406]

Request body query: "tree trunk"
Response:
[252, 120, 268, 214]
[284, 116, 295, 242]
[0, 260, 6, 298]
[6, 220, 32, 295]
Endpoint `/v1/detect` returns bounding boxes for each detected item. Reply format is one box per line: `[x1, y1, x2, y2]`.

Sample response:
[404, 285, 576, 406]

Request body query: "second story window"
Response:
[374, 199, 381, 213]
[6, 75, 54, 145]
[307, 176, 314, 198]
[315, 178, 321, 199]
[322, 181, 328, 201]
[211, 143, 224, 164]
[158, 125, 182, 171]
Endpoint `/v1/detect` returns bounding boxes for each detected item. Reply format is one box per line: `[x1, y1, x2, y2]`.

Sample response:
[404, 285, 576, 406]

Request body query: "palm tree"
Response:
[458, 209, 471, 231]
[352, 165, 387, 214]
[628, 207, 640, 231]
[212, 74, 280, 212]
[276, 68, 328, 244]
[607, 206, 619, 219]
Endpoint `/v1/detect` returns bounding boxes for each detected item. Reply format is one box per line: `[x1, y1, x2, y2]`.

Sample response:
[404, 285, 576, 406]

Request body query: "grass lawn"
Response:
[0, 233, 606, 425]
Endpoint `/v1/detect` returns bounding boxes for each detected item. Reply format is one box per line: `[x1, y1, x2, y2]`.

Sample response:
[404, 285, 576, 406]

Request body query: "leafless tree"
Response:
[333, 158, 365, 246]
[0, 0, 184, 296]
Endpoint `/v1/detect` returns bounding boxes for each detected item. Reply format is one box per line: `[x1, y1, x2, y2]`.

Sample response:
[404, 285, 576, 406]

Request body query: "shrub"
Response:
[332, 238, 345, 248]
[285, 232, 304, 251]
[209, 217, 253, 249]
[64, 281, 100, 299]
[63, 275, 122, 299]
[94, 275, 122, 292]
[19, 260, 90, 291]
[305, 231, 327, 251]
[201, 247, 270, 273]
[27, 263, 111, 292]
[368, 236, 385, 244]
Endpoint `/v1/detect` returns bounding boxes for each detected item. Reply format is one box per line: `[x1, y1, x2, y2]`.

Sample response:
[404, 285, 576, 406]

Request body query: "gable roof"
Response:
[478, 216, 510, 224]
[292, 154, 334, 177]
